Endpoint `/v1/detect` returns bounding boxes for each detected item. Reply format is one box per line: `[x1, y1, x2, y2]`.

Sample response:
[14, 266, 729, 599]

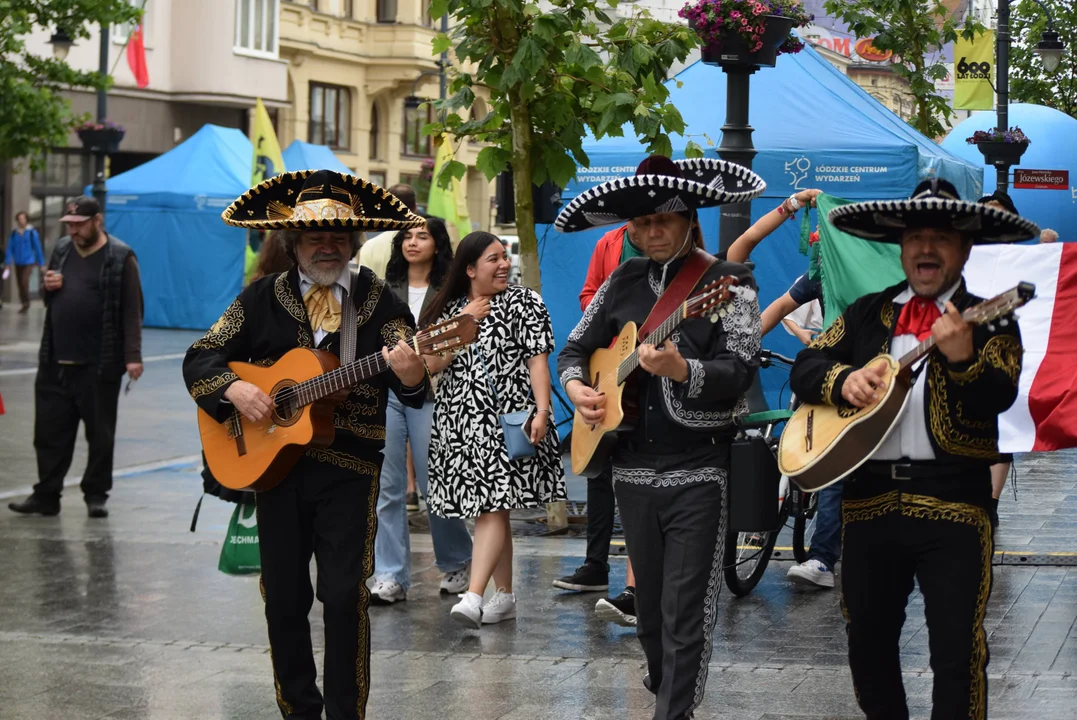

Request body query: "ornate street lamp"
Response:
[47, 29, 73, 61]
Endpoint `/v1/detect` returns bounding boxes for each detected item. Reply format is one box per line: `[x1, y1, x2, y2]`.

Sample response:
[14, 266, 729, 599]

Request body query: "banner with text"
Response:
[955, 30, 996, 110]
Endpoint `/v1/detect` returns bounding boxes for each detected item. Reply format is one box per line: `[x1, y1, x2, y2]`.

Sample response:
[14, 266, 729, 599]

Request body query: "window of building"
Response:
[341, 0, 353, 17]
[377, 0, 397, 23]
[399, 173, 430, 214]
[369, 104, 381, 159]
[310, 0, 321, 11]
[402, 101, 433, 158]
[423, 1, 435, 26]
[310, 83, 352, 150]
[235, 0, 279, 58]
[369, 171, 387, 189]
[29, 150, 92, 251]
[112, 0, 146, 44]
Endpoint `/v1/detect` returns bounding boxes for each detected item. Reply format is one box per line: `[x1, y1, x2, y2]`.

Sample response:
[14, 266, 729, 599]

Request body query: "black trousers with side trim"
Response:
[256, 452, 381, 720]
[615, 477, 727, 720]
[841, 468, 994, 720]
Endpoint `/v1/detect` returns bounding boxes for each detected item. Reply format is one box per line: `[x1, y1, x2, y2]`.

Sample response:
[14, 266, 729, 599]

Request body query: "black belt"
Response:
[861, 461, 982, 481]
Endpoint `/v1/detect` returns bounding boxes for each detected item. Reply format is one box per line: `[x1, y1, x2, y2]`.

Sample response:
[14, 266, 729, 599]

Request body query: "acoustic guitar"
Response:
[778, 283, 1035, 491]
[199, 314, 478, 492]
[570, 277, 742, 477]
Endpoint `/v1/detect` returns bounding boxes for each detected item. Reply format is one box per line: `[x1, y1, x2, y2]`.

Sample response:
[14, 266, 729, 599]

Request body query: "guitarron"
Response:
[199, 314, 477, 492]
[570, 277, 743, 477]
[778, 283, 1035, 491]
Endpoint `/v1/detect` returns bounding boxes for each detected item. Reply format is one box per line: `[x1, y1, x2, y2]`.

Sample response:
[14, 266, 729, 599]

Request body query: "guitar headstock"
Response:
[416, 314, 479, 356]
[963, 282, 1036, 328]
[686, 276, 740, 323]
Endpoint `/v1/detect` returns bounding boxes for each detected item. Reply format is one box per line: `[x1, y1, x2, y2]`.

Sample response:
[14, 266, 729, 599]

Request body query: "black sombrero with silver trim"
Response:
[827, 178, 1039, 244]
[222, 169, 425, 231]
[554, 156, 766, 233]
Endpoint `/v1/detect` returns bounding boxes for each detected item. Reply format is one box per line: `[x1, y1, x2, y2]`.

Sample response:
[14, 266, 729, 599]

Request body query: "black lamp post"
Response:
[993, 0, 1067, 192]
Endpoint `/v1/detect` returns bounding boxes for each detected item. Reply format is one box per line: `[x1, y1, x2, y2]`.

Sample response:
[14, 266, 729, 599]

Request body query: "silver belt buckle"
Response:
[891, 463, 913, 481]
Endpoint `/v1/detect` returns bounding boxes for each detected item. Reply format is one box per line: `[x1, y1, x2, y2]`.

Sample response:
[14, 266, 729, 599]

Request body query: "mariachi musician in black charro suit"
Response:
[184, 170, 429, 720]
[790, 179, 1039, 720]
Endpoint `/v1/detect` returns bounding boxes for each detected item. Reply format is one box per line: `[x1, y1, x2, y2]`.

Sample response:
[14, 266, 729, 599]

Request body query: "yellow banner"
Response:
[427, 135, 472, 244]
[251, 98, 286, 185]
[954, 30, 995, 110]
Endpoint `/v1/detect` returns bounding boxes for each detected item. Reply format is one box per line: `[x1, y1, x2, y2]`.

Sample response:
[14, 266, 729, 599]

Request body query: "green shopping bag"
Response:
[218, 500, 261, 575]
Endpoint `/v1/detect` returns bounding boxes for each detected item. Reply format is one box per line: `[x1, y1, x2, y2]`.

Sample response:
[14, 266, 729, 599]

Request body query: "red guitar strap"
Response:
[638, 248, 718, 341]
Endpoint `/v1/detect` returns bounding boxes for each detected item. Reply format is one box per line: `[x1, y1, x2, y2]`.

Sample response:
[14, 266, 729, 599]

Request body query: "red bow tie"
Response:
[894, 297, 941, 341]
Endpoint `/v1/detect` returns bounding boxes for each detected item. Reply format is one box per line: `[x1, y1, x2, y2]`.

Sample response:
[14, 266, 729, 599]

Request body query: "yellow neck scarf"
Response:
[303, 284, 341, 334]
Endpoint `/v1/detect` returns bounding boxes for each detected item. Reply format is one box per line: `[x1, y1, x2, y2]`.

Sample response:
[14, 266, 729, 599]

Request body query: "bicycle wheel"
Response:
[791, 491, 818, 564]
[723, 504, 789, 597]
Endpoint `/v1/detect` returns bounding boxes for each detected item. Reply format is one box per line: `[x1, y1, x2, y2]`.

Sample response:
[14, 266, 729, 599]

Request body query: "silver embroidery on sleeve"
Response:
[567, 274, 614, 343]
[721, 285, 762, 364]
[560, 366, 586, 389]
[685, 358, 705, 399]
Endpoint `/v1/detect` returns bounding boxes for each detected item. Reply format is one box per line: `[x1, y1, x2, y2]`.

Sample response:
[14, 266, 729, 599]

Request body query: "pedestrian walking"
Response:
[370, 216, 474, 604]
[8, 197, 143, 518]
[421, 231, 566, 629]
[5, 211, 46, 313]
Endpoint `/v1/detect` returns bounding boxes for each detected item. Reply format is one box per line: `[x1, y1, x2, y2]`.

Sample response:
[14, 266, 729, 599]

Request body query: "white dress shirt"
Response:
[298, 267, 351, 346]
[871, 281, 961, 462]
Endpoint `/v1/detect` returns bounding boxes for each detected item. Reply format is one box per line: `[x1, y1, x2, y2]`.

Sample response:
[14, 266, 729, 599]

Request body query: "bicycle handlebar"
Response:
[759, 349, 796, 368]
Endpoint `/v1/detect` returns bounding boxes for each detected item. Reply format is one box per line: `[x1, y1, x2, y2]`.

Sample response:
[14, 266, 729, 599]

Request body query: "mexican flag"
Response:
[813, 194, 1077, 453]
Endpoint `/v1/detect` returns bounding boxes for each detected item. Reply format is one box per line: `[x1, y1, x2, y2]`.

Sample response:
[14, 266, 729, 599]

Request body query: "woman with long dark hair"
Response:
[370, 216, 474, 604]
[421, 231, 566, 628]
[248, 230, 294, 284]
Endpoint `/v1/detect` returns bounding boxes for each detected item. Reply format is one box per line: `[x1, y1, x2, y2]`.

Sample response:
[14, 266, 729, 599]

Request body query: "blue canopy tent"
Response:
[102, 124, 253, 329]
[941, 104, 1077, 243]
[282, 140, 354, 174]
[538, 45, 984, 423]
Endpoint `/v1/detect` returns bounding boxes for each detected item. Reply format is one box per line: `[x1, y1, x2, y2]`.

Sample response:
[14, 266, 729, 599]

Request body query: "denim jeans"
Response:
[374, 396, 472, 588]
[808, 480, 843, 570]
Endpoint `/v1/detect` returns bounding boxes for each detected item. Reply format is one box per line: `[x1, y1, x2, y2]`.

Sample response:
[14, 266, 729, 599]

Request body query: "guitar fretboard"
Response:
[615, 304, 688, 384]
[278, 351, 390, 411]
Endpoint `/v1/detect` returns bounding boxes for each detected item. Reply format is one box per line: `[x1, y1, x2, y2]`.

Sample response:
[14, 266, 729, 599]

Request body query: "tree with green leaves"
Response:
[424, 0, 701, 292]
[0, 0, 142, 169]
[823, 0, 984, 138]
[1010, 0, 1075, 120]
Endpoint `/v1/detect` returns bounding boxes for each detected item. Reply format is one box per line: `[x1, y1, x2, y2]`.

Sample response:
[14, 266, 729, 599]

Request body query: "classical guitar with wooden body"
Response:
[570, 277, 743, 477]
[778, 283, 1035, 492]
[198, 314, 478, 492]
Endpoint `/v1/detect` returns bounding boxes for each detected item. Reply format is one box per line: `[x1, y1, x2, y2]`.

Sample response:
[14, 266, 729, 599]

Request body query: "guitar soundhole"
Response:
[271, 379, 302, 427]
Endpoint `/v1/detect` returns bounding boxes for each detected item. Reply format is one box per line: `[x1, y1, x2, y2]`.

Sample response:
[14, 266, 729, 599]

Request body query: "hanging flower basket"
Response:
[76, 120, 126, 154]
[681, 0, 813, 69]
[966, 127, 1030, 167]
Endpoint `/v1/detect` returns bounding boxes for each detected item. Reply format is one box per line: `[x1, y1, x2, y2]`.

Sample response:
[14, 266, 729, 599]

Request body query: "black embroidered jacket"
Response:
[789, 279, 1023, 462]
[183, 266, 428, 470]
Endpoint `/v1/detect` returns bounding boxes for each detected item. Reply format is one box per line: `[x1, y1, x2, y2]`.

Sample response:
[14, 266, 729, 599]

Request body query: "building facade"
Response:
[277, 0, 493, 231]
[1, 0, 288, 263]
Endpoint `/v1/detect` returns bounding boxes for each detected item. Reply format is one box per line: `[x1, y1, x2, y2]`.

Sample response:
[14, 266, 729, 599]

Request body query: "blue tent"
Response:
[282, 140, 354, 174]
[539, 46, 984, 422]
[102, 124, 253, 330]
[941, 104, 1077, 243]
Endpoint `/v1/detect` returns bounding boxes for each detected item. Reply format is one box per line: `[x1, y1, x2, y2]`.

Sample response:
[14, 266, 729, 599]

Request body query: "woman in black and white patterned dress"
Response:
[421, 232, 566, 628]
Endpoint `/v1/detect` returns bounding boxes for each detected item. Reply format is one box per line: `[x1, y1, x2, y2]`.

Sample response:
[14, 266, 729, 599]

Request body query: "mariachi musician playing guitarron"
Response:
[183, 170, 430, 720]
[556, 155, 766, 720]
[789, 179, 1038, 719]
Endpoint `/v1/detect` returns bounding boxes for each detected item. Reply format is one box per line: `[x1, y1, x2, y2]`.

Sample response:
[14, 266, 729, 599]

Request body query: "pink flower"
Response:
[730, 10, 741, 18]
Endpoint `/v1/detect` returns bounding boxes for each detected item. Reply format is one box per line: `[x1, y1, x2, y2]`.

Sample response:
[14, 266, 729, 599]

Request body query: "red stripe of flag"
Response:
[1030, 242, 1077, 451]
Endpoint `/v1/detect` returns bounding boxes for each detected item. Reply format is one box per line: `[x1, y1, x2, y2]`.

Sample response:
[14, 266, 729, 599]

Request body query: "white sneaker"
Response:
[450, 592, 484, 628]
[440, 564, 471, 595]
[481, 589, 517, 624]
[787, 559, 835, 588]
[370, 579, 407, 605]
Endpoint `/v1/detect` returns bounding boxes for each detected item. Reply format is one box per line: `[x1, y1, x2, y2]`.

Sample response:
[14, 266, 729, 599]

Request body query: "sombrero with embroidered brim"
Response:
[554, 156, 766, 233]
[221, 169, 425, 231]
[827, 178, 1039, 244]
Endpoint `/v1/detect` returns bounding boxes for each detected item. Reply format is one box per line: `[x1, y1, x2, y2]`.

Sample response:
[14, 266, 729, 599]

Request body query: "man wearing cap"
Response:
[8, 196, 143, 519]
[557, 156, 765, 720]
[790, 179, 1036, 719]
[184, 170, 428, 720]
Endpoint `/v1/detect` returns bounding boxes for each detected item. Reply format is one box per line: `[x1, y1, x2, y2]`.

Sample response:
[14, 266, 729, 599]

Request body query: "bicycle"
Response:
[723, 349, 820, 597]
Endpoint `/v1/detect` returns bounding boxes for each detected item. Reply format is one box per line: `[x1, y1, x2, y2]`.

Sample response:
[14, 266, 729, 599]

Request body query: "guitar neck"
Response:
[616, 306, 687, 384]
[291, 351, 389, 407]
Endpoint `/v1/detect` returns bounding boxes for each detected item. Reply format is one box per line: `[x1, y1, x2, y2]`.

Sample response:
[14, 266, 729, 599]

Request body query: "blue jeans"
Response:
[808, 481, 843, 570]
[374, 396, 472, 589]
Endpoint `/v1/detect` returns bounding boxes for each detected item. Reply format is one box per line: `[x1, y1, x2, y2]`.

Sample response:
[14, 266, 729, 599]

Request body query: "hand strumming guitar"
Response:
[841, 359, 889, 408]
[566, 380, 606, 423]
[638, 339, 689, 383]
[224, 380, 274, 423]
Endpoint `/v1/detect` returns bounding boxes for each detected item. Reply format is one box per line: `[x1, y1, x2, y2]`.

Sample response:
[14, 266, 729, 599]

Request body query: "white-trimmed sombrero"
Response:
[554, 156, 766, 233]
[222, 169, 425, 231]
[828, 178, 1039, 244]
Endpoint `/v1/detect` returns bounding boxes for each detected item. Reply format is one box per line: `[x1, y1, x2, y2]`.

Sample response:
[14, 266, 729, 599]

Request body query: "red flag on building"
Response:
[126, 24, 150, 88]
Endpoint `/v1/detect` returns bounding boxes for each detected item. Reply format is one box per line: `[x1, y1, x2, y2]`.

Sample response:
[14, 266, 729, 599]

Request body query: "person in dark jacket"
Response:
[5, 210, 46, 312]
[8, 197, 143, 518]
[791, 179, 1038, 719]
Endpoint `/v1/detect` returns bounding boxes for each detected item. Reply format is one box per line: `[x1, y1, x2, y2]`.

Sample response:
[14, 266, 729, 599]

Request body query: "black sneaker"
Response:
[552, 563, 609, 592]
[8, 495, 60, 516]
[87, 501, 109, 519]
[405, 492, 420, 512]
[595, 586, 636, 627]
